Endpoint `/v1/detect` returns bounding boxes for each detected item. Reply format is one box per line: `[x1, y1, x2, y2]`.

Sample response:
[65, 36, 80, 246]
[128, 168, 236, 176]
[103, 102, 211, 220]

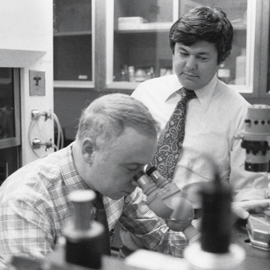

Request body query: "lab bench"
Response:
[10, 219, 270, 270]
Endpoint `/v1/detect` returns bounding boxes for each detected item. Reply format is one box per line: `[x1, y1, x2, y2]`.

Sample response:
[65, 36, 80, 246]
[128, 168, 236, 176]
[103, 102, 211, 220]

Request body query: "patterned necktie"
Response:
[94, 191, 111, 256]
[151, 88, 196, 181]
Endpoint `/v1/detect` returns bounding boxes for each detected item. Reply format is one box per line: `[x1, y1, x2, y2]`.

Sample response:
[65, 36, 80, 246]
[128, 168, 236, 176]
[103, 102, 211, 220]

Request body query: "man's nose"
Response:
[186, 56, 197, 71]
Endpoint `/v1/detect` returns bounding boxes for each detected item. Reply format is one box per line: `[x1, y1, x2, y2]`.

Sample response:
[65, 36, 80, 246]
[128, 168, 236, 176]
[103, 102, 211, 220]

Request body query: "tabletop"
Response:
[10, 219, 270, 270]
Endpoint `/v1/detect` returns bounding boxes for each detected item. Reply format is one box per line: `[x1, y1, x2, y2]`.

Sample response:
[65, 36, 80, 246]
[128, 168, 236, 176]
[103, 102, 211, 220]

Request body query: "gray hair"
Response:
[77, 93, 160, 150]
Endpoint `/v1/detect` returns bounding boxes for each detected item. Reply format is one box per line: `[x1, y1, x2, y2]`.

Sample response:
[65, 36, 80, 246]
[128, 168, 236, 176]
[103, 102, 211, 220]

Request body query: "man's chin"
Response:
[179, 76, 199, 90]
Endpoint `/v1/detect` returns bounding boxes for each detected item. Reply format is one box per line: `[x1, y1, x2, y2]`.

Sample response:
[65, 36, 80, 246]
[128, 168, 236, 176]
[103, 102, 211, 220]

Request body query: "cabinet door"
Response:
[266, 2, 270, 94]
[104, 0, 261, 94]
[0, 68, 20, 148]
[180, 0, 258, 95]
[106, 0, 179, 91]
[53, 0, 94, 89]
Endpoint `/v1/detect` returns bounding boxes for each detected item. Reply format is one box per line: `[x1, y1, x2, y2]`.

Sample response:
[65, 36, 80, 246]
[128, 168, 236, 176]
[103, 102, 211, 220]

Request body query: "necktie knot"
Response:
[180, 88, 196, 101]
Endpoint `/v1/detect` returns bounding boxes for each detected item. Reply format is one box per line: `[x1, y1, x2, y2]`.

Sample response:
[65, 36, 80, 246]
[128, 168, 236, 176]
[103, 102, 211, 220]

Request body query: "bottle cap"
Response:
[69, 190, 96, 231]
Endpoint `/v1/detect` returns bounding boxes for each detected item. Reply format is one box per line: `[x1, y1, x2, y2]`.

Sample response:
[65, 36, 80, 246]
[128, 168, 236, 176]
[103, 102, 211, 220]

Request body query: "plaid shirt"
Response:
[0, 144, 187, 267]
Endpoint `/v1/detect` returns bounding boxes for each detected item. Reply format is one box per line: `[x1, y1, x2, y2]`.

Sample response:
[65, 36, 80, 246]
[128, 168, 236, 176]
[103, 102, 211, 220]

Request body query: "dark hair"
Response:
[169, 6, 233, 64]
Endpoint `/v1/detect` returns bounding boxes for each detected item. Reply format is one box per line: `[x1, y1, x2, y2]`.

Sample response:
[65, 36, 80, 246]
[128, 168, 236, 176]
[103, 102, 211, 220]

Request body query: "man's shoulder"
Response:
[0, 148, 68, 202]
[216, 80, 250, 106]
[132, 74, 178, 98]
[138, 74, 177, 87]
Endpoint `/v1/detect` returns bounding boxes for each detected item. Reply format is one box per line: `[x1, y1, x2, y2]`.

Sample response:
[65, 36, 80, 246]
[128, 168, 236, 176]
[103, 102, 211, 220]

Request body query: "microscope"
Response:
[134, 160, 246, 269]
[133, 166, 194, 231]
[240, 104, 270, 250]
[240, 104, 270, 172]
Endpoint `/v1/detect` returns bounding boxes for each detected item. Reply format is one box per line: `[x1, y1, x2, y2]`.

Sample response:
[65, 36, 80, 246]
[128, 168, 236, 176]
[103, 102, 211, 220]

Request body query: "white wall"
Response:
[0, 0, 54, 165]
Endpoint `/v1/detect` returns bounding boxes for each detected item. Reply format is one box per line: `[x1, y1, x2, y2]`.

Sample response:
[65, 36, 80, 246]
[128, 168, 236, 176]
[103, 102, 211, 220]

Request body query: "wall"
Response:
[54, 88, 270, 146]
[0, 0, 54, 165]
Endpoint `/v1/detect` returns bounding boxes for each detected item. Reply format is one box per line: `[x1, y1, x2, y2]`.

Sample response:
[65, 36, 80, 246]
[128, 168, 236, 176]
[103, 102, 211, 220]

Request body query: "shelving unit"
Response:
[53, 0, 270, 101]
[105, 0, 178, 90]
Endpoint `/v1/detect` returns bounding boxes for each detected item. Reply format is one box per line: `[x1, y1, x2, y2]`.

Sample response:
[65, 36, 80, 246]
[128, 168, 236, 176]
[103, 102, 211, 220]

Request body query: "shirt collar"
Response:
[165, 74, 218, 112]
[162, 74, 182, 101]
[60, 143, 89, 192]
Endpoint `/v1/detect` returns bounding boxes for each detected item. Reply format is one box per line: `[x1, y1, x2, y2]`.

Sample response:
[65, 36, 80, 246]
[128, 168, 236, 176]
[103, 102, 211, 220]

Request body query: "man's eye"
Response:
[179, 52, 189, 57]
[126, 165, 140, 172]
[197, 56, 208, 61]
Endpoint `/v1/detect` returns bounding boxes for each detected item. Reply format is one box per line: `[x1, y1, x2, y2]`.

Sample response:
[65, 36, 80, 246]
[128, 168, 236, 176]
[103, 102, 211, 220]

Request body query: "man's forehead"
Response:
[111, 128, 156, 156]
[176, 41, 215, 51]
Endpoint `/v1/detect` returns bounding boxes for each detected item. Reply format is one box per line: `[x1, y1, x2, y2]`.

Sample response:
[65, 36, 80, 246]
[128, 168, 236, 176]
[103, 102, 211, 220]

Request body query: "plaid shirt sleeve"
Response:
[0, 196, 56, 267]
[120, 188, 188, 258]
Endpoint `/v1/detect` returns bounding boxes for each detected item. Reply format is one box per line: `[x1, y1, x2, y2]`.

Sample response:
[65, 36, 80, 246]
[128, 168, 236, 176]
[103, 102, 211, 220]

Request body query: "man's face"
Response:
[88, 127, 157, 200]
[173, 41, 220, 90]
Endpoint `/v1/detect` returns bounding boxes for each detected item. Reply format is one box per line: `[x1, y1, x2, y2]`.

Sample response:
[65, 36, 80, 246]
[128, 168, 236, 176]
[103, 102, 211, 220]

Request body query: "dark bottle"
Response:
[184, 174, 245, 269]
[200, 174, 232, 253]
[63, 190, 104, 269]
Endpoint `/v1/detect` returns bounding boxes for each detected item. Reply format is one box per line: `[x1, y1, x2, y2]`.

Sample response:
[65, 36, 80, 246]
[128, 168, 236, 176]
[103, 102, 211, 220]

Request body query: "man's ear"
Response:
[82, 138, 95, 164]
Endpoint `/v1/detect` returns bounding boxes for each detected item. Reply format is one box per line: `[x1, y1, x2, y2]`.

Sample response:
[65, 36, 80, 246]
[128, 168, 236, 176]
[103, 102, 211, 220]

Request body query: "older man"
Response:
[0, 93, 198, 268]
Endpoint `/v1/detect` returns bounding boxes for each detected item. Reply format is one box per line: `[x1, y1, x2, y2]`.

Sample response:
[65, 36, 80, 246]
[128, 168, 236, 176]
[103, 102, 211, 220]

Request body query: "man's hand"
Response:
[232, 199, 270, 220]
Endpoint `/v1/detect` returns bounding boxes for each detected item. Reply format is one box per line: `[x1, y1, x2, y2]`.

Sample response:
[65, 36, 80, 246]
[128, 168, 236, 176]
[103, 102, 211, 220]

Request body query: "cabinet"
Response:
[53, 0, 94, 88]
[267, 3, 270, 94]
[0, 68, 21, 185]
[108, 0, 178, 89]
[54, 0, 270, 102]
[100, 0, 269, 97]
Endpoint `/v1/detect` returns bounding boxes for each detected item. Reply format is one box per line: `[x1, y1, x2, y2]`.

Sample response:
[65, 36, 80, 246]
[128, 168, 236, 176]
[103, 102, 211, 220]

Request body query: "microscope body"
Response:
[241, 104, 270, 172]
[240, 104, 270, 250]
[133, 167, 194, 232]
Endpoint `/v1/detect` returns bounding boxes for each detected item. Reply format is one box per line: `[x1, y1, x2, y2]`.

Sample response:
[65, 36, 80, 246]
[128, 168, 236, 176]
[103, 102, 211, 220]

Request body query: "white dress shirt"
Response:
[132, 74, 268, 208]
